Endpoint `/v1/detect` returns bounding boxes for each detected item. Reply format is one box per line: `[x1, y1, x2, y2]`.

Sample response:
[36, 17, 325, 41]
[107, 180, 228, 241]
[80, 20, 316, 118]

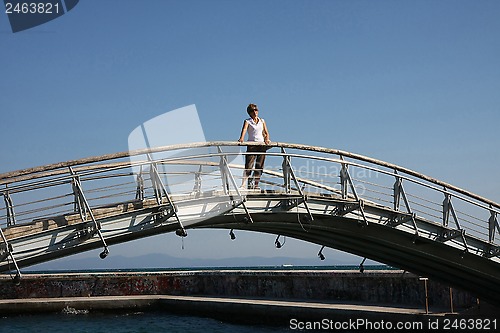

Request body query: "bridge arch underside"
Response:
[2, 193, 498, 306]
[202, 214, 500, 304]
[196, 201, 500, 307]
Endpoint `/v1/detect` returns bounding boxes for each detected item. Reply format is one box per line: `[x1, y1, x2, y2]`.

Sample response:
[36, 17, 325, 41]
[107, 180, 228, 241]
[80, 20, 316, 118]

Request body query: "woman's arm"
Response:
[262, 120, 270, 144]
[238, 120, 249, 142]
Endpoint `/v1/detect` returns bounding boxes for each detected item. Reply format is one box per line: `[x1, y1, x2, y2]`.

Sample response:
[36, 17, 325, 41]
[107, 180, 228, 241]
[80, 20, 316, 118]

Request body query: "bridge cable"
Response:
[295, 200, 309, 232]
[275, 234, 286, 248]
[359, 257, 366, 273]
[318, 245, 326, 260]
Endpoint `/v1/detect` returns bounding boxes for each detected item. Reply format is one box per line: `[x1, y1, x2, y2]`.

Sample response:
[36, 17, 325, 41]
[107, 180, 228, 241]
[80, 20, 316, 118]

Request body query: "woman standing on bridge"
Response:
[238, 103, 271, 190]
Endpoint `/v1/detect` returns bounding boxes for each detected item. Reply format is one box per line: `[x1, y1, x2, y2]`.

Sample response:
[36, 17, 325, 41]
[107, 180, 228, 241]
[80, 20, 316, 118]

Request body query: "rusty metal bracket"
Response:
[389, 212, 417, 228]
[483, 244, 500, 259]
[439, 229, 464, 242]
[332, 202, 361, 217]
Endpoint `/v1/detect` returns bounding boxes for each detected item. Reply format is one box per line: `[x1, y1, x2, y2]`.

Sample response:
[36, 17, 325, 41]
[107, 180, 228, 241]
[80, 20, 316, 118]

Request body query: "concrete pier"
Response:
[0, 270, 492, 321]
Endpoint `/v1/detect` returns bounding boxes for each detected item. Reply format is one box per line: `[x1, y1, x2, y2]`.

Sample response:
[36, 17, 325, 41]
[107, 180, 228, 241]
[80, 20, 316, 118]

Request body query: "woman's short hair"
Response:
[247, 103, 257, 115]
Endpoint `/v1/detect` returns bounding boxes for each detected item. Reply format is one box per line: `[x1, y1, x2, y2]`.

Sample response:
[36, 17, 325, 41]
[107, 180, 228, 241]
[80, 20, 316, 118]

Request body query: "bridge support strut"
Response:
[0, 227, 21, 282]
[218, 146, 253, 223]
[392, 174, 419, 236]
[489, 210, 499, 243]
[69, 167, 110, 259]
[340, 159, 368, 226]
[442, 191, 469, 252]
[148, 162, 188, 236]
[281, 147, 314, 223]
[3, 188, 16, 226]
[135, 166, 145, 201]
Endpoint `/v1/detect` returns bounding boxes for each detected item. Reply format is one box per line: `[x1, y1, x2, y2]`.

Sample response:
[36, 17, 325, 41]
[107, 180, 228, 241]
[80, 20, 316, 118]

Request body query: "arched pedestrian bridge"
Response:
[1, 142, 499, 305]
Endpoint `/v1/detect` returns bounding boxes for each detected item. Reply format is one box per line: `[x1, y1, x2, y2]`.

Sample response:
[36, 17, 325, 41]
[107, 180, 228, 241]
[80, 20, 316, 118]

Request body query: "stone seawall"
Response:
[0, 270, 477, 311]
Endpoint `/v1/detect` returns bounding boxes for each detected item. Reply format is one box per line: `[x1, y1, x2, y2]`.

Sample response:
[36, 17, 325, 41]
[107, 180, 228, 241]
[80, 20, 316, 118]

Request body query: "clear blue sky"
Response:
[1, 0, 499, 267]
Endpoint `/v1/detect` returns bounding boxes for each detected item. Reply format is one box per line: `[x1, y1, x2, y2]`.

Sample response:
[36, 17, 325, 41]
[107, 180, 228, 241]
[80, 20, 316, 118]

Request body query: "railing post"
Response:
[149, 163, 162, 206]
[148, 161, 187, 236]
[0, 187, 21, 281]
[0, 227, 21, 282]
[69, 167, 109, 259]
[71, 175, 88, 221]
[217, 146, 253, 223]
[338, 157, 368, 226]
[281, 149, 291, 194]
[192, 165, 202, 195]
[3, 187, 16, 227]
[281, 147, 314, 222]
[135, 166, 144, 201]
[219, 155, 230, 195]
[389, 174, 420, 237]
[340, 163, 348, 200]
[489, 209, 499, 243]
[393, 174, 402, 212]
[441, 190, 469, 252]
[443, 192, 451, 227]
[442, 191, 462, 230]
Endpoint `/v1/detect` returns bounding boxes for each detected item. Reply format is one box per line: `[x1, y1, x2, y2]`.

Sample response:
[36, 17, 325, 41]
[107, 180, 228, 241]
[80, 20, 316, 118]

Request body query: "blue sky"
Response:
[1, 0, 499, 267]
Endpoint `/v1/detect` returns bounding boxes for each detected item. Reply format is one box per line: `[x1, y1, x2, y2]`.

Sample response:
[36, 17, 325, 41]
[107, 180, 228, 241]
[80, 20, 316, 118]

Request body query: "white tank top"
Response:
[246, 117, 265, 142]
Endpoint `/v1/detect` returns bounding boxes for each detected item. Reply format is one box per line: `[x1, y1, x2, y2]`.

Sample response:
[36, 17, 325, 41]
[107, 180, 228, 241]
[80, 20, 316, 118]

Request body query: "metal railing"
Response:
[1, 141, 499, 278]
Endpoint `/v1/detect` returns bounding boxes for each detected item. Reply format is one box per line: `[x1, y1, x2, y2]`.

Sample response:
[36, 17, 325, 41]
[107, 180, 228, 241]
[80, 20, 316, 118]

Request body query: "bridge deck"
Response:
[0, 142, 498, 305]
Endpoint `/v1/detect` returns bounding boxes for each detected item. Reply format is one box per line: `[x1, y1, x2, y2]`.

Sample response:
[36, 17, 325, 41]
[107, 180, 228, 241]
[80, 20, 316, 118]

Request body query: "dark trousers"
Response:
[244, 146, 267, 186]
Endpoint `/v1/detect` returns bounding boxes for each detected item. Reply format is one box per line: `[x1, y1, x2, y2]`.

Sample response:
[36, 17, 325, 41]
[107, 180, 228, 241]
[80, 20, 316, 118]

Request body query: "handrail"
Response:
[1, 141, 498, 210]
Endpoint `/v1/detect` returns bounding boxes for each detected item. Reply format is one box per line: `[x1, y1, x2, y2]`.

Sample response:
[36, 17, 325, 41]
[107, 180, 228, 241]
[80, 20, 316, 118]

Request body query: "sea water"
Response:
[0, 311, 290, 333]
[1, 266, 393, 332]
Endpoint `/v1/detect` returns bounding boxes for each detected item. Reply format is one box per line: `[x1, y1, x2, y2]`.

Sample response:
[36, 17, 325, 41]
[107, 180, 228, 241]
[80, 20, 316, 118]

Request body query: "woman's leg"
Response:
[242, 153, 256, 188]
[253, 152, 266, 188]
